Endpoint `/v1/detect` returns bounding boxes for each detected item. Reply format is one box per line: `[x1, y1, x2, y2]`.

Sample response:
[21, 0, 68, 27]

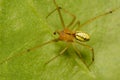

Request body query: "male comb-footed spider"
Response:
[0, 0, 120, 70]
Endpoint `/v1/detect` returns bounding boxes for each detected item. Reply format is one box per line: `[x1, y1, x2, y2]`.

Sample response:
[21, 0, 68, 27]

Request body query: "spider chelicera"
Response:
[0, 0, 120, 70]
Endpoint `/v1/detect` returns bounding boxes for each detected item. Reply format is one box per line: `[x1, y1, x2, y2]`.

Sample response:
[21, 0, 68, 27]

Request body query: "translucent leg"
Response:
[71, 21, 80, 31]
[45, 46, 68, 65]
[75, 7, 120, 31]
[76, 41, 94, 66]
[72, 44, 90, 71]
[46, 0, 76, 28]
[0, 38, 59, 65]
[46, 7, 62, 19]
[53, 0, 65, 28]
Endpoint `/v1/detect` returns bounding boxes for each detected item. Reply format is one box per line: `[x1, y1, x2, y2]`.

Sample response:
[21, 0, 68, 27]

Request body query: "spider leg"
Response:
[0, 38, 59, 65]
[53, 0, 65, 28]
[57, 7, 76, 28]
[72, 43, 90, 71]
[76, 41, 94, 67]
[75, 7, 120, 31]
[46, 7, 62, 19]
[45, 46, 68, 65]
[71, 21, 80, 31]
[46, 0, 76, 28]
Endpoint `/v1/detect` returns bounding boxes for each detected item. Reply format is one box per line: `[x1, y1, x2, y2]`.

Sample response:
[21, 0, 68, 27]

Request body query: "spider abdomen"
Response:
[75, 31, 90, 42]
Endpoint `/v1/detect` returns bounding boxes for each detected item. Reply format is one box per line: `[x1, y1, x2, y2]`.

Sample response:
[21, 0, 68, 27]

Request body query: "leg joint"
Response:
[58, 6, 62, 9]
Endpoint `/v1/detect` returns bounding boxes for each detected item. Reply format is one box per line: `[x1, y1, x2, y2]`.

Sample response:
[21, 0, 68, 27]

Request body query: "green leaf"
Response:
[0, 0, 120, 80]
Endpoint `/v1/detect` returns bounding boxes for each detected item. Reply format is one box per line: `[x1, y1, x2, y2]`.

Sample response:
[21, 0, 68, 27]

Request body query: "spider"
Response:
[0, 0, 120, 70]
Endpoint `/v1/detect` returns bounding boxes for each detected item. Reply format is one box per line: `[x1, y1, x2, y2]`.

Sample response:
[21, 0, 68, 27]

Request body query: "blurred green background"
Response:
[0, 0, 120, 80]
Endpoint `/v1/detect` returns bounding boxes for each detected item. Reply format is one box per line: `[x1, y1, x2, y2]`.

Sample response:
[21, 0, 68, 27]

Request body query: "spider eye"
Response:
[75, 32, 90, 42]
[53, 32, 57, 35]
